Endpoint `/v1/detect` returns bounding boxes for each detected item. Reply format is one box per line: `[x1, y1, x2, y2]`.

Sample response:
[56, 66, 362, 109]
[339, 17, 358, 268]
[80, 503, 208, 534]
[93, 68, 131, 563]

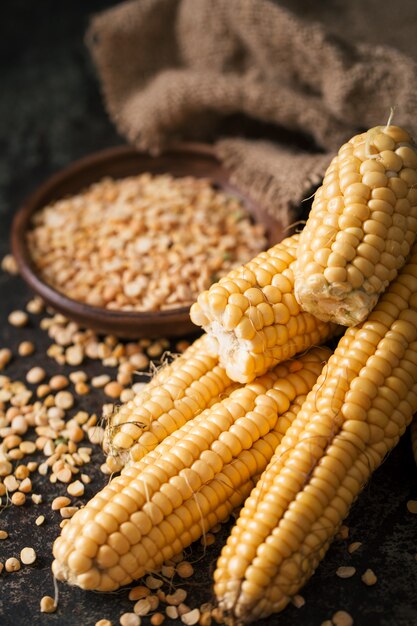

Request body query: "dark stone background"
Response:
[1, 2, 417, 625]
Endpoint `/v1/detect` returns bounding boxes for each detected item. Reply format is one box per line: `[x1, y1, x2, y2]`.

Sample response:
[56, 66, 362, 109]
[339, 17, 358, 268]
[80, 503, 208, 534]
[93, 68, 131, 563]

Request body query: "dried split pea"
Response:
[332, 610, 354, 626]
[67, 480, 85, 497]
[18, 341, 35, 356]
[145, 575, 163, 590]
[104, 381, 123, 399]
[5, 557, 21, 572]
[8, 310, 29, 327]
[11, 492, 26, 506]
[40, 596, 56, 613]
[0, 348, 12, 369]
[1, 254, 18, 274]
[26, 367, 46, 384]
[292, 595, 305, 608]
[181, 609, 200, 626]
[20, 547, 36, 565]
[49, 375, 69, 390]
[361, 569, 377, 586]
[128, 586, 150, 601]
[348, 541, 362, 554]
[176, 561, 194, 578]
[133, 598, 151, 616]
[92, 375, 111, 388]
[407, 500, 417, 514]
[51, 496, 71, 510]
[55, 391, 74, 410]
[120, 613, 141, 626]
[166, 607, 178, 619]
[336, 566, 356, 578]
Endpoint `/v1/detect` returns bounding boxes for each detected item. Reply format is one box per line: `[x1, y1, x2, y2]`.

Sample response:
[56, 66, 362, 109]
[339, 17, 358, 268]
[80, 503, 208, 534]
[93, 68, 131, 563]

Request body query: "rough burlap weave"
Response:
[87, 0, 417, 227]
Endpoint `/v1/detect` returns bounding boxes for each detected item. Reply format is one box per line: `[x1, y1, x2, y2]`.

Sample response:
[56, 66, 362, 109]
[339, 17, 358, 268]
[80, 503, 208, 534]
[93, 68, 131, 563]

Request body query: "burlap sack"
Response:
[87, 0, 417, 226]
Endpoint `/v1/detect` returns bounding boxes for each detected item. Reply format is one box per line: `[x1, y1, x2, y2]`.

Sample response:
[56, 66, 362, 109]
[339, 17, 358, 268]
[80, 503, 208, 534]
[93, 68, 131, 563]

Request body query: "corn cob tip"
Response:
[294, 275, 377, 326]
[295, 124, 417, 326]
[103, 334, 233, 468]
[191, 234, 338, 382]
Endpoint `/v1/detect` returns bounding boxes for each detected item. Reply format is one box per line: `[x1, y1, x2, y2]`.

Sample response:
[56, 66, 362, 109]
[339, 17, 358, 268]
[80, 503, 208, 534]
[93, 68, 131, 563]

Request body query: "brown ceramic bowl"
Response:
[11, 144, 283, 338]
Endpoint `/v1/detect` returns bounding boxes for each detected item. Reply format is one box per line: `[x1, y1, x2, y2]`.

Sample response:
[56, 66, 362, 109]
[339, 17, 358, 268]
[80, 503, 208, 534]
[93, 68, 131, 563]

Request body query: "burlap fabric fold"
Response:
[87, 0, 417, 227]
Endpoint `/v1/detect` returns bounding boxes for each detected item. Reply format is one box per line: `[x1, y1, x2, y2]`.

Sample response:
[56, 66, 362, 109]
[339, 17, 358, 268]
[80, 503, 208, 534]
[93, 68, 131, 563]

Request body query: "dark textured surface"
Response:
[1, 2, 417, 626]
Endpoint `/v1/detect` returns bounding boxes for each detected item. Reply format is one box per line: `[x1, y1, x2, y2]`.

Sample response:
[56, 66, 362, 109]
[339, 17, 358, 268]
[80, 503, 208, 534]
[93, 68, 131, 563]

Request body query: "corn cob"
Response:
[190, 234, 339, 383]
[105, 334, 238, 468]
[214, 240, 417, 622]
[294, 124, 417, 326]
[52, 346, 330, 592]
[411, 416, 417, 467]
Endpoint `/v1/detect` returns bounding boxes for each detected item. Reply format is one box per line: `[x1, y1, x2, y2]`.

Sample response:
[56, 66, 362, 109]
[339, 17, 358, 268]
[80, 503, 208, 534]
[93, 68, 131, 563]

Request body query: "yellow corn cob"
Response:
[295, 124, 417, 326]
[52, 346, 330, 592]
[105, 334, 238, 468]
[190, 234, 339, 383]
[411, 416, 417, 467]
[214, 240, 417, 622]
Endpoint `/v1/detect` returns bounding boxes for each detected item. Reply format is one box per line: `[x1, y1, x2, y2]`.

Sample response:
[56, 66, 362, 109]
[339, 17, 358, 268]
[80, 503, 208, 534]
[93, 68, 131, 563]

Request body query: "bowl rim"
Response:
[11, 142, 279, 334]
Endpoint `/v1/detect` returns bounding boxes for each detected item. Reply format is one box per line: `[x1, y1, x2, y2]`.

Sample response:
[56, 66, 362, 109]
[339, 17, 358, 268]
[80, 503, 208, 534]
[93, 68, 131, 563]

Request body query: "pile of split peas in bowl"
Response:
[26, 173, 267, 313]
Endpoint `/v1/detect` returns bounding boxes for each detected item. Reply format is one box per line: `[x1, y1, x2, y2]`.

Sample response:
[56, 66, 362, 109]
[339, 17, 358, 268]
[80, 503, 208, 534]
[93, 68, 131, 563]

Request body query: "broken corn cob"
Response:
[190, 234, 339, 383]
[214, 240, 417, 622]
[105, 334, 238, 468]
[295, 124, 417, 326]
[52, 346, 330, 591]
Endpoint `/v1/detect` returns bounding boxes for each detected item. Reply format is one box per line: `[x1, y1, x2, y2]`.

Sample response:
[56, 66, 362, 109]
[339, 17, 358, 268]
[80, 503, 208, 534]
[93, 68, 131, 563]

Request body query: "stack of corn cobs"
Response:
[52, 124, 417, 622]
